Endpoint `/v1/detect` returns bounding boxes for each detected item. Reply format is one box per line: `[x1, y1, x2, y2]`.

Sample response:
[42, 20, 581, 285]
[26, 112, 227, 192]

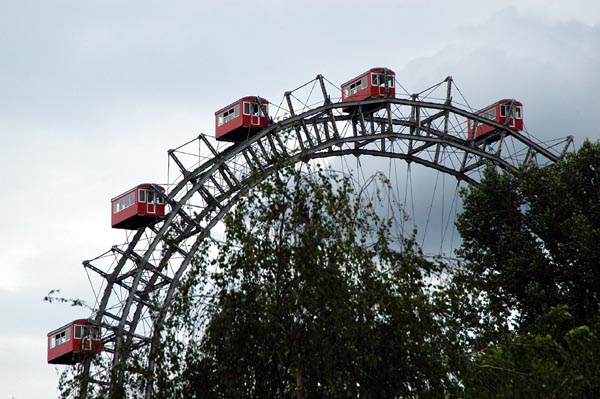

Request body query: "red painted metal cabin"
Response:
[215, 96, 270, 142]
[341, 67, 396, 110]
[467, 99, 524, 140]
[47, 319, 102, 365]
[111, 184, 166, 229]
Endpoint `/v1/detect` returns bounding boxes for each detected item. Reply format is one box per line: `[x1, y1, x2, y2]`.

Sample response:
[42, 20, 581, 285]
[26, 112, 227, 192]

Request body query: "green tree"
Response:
[169, 165, 460, 398]
[456, 140, 600, 332]
[463, 306, 600, 398]
[455, 140, 600, 397]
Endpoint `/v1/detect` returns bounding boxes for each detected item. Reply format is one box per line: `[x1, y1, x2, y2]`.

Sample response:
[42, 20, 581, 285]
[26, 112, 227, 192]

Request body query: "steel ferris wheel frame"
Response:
[73, 74, 573, 398]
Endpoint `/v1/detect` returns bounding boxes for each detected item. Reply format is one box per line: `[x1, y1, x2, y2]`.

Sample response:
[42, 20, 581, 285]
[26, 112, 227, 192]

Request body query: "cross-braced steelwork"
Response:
[74, 74, 573, 398]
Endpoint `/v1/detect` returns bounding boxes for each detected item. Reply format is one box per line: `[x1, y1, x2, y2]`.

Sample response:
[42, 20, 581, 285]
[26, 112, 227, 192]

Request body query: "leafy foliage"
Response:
[456, 140, 600, 332]
[463, 306, 600, 399]
[455, 140, 600, 396]
[44, 289, 88, 309]
[167, 165, 459, 398]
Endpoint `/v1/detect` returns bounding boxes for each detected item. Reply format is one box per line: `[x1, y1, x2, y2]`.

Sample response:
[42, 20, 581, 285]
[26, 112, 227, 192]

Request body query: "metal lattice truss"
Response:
[78, 75, 573, 397]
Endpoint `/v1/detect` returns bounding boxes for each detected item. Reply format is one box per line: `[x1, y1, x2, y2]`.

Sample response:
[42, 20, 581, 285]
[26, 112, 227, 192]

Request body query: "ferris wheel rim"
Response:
[76, 83, 572, 397]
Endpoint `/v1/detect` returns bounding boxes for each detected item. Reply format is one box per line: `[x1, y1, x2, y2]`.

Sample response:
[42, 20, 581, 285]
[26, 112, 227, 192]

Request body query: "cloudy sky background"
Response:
[1, 0, 599, 396]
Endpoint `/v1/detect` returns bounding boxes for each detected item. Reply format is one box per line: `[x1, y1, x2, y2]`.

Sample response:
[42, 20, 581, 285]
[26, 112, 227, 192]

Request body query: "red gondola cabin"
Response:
[111, 184, 166, 229]
[215, 96, 270, 142]
[467, 99, 524, 141]
[47, 319, 102, 365]
[341, 67, 395, 111]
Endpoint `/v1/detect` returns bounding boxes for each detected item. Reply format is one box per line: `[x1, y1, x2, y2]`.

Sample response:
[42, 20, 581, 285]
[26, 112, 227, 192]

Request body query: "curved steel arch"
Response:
[78, 75, 572, 398]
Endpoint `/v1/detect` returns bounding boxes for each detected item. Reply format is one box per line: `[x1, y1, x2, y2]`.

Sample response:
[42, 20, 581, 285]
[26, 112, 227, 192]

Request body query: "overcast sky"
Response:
[1, 1, 599, 397]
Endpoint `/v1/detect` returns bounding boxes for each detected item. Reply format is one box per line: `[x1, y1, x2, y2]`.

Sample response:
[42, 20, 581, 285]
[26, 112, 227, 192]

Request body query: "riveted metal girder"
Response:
[77, 86, 573, 399]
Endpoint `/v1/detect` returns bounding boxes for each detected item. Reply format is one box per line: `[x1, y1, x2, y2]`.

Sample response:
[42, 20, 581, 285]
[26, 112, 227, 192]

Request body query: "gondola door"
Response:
[378, 73, 390, 97]
[147, 190, 156, 214]
[250, 103, 260, 126]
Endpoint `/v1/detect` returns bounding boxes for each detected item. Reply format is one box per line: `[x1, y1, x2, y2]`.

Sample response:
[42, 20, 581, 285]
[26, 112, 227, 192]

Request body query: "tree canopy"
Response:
[456, 140, 600, 331]
[455, 140, 600, 397]
[162, 165, 461, 398]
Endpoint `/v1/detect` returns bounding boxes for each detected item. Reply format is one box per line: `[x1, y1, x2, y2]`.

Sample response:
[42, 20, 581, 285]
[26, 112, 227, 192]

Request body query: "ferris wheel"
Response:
[46, 67, 573, 398]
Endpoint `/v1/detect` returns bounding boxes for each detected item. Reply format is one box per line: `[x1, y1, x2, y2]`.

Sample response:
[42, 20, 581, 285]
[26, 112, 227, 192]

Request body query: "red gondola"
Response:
[47, 319, 102, 365]
[111, 183, 166, 229]
[467, 99, 524, 141]
[341, 67, 395, 111]
[215, 96, 270, 142]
